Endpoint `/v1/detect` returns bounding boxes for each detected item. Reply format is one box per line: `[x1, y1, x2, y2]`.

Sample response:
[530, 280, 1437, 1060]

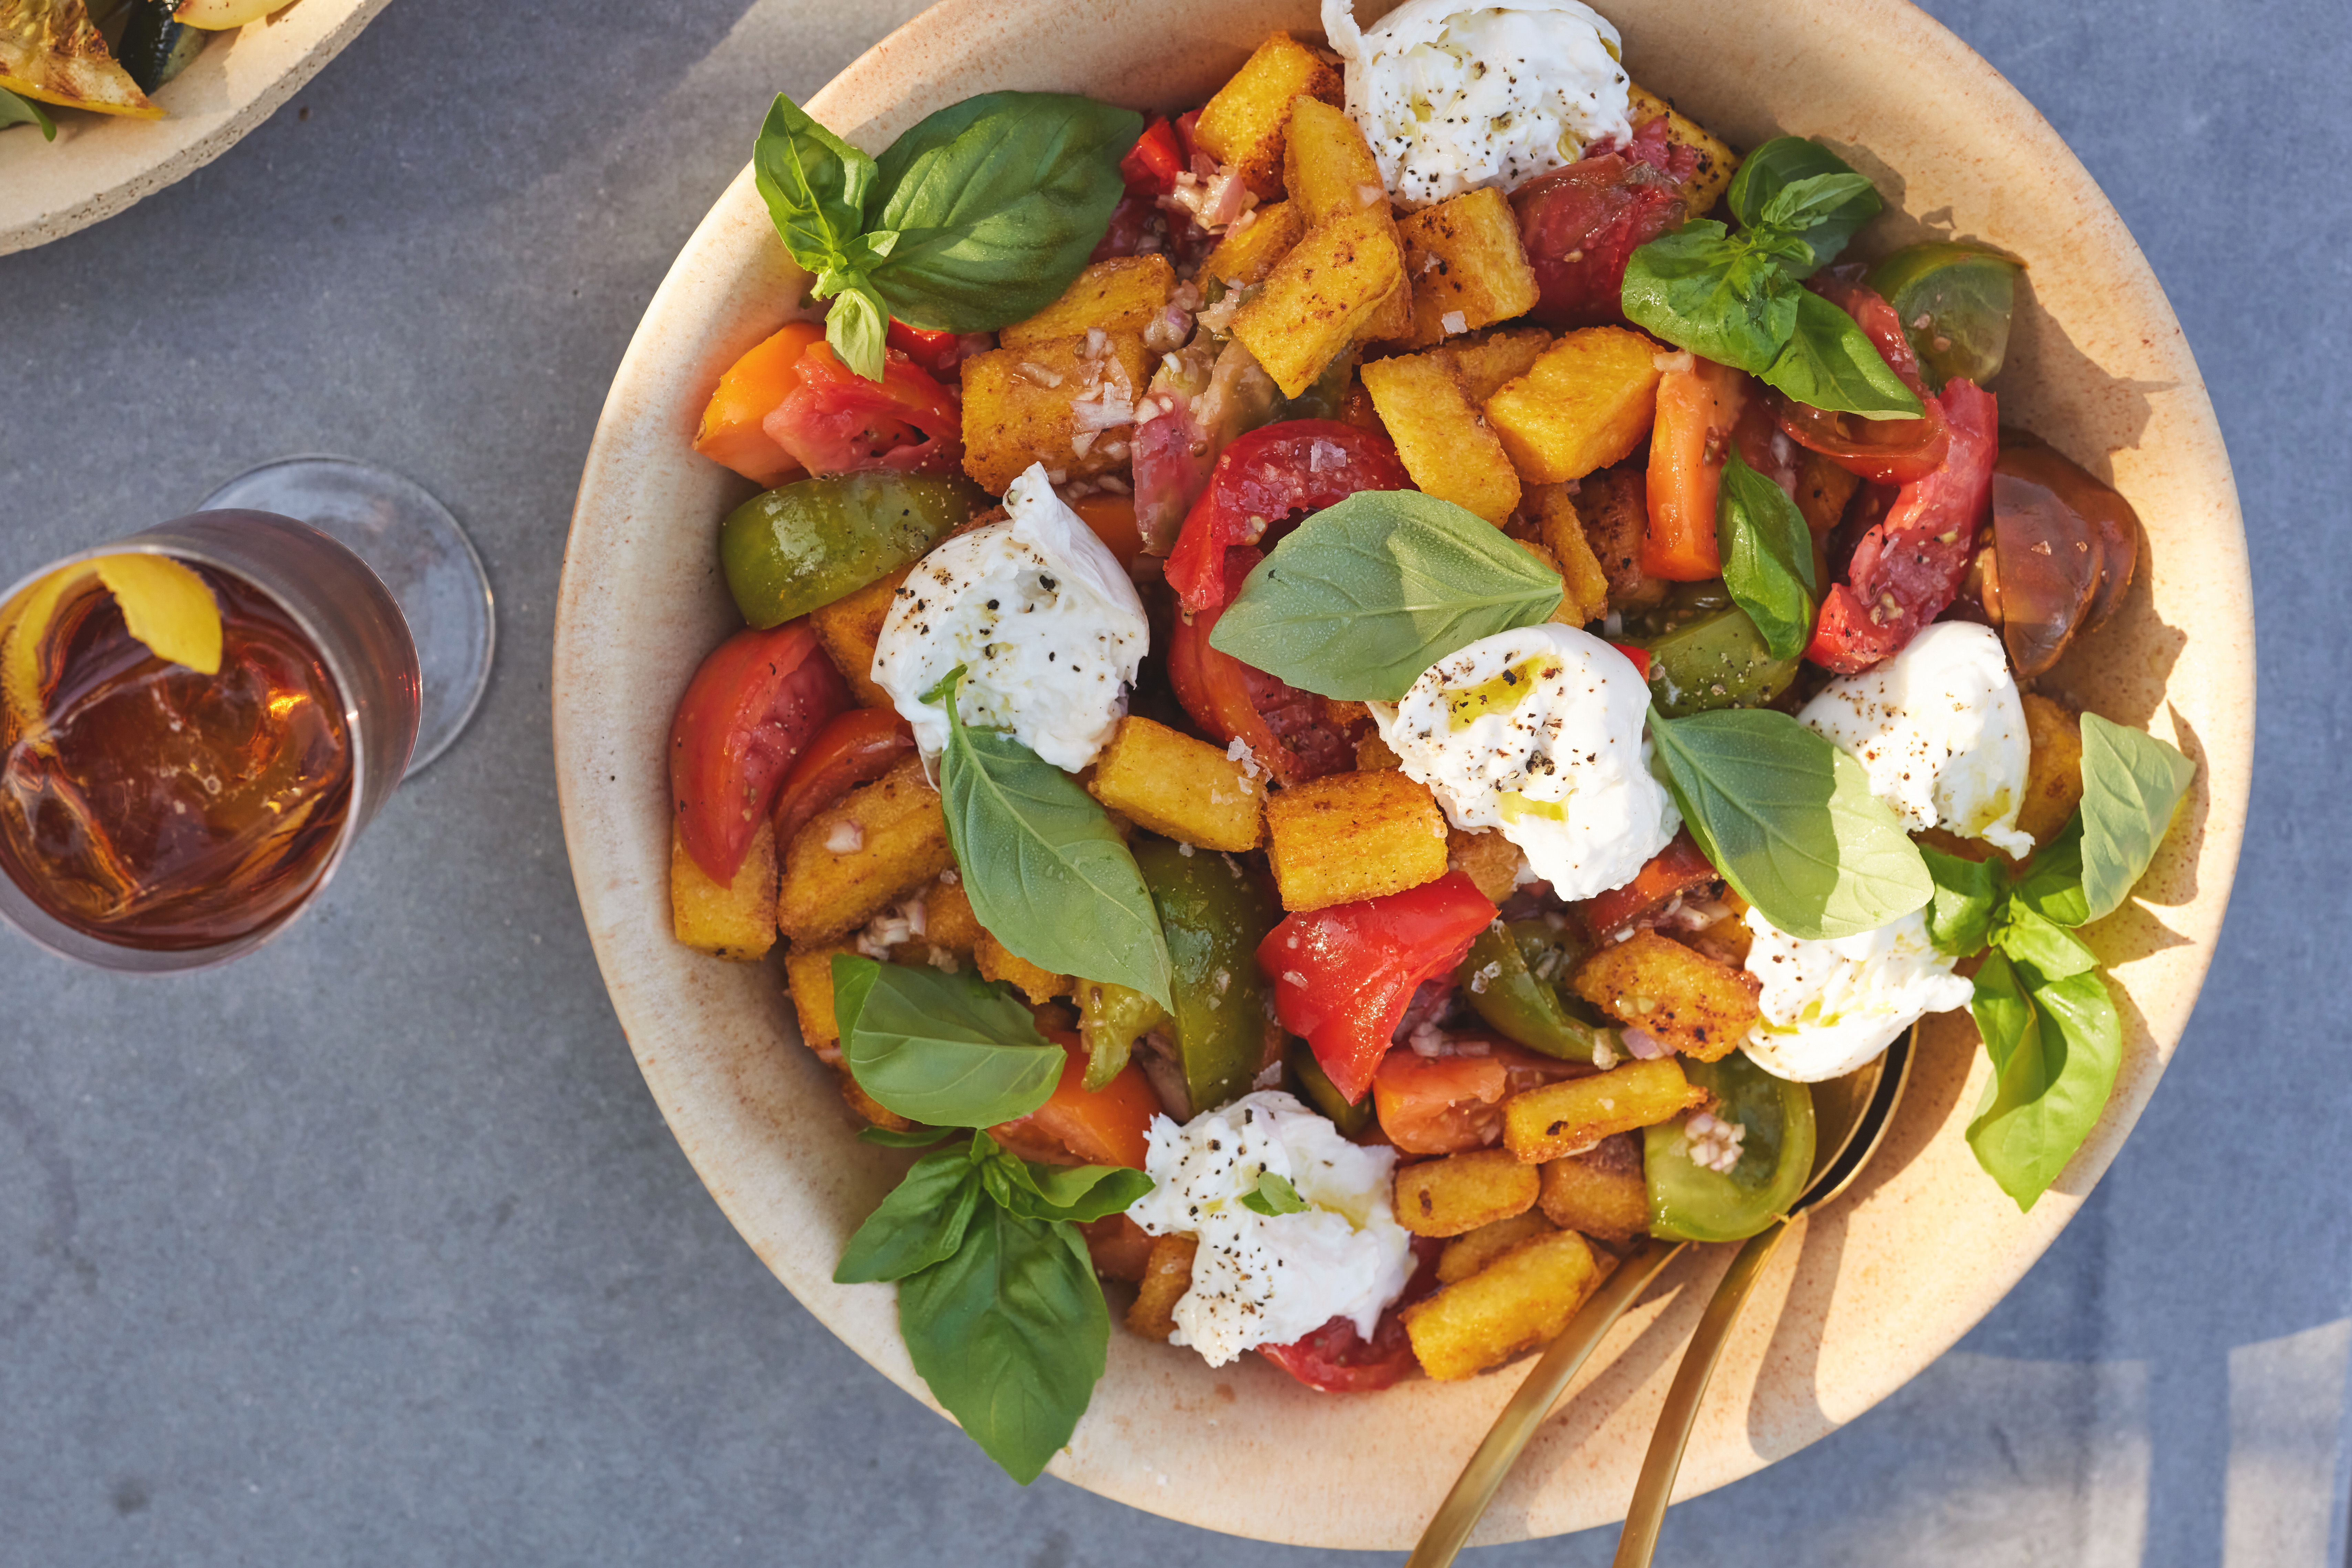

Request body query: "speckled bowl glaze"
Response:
[553, 0, 2251, 1545]
[0, 0, 390, 256]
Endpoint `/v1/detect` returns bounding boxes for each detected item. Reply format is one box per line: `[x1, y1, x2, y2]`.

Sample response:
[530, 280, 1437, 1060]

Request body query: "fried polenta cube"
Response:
[1538, 1134, 1649, 1240]
[999, 255, 1175, 349]
[1087, 715, 1264, 851]
[1573, 467, 1670, 612]
[1485, 326, 1664, 484]
[1437, 1211, 1557, 1284]
[1395, 1149, 1543, 1238]
[777, 756, 954, 943]
[811, 564, 908, 709]
[960, 330, 1151, 492]
[1232, 205, 1407, 397]
[671, 820, 778, 960]
[1448, 827, 1524, 905]
[1264, 769, 1450, 911]
[1526, 483, 1611, 624]
[1573, 930, 1761, 1060]
[1402, 1228, 1603, 1380]
[1502, 1059, 1707, 1162]
[1191, 31, 1344, 199]
[783, 941, 854, 1056]
[1359, 352, 1521, 524]
[1126, 1234, 1199, 1341]
[842, 1068, 917, 1133]
[1626, 83, 1738, 216]
[923, 875, 985, 955]
[1445, 326, 1552, 404]
[1200, 201, 1306, 289]
[977, 932, 1069, 1005]
[1357, 727, 1403, 771]
[2017, 693, 2086, 852]
[1283, 97, 1410, 341]
[1397, 187, 1541, 348]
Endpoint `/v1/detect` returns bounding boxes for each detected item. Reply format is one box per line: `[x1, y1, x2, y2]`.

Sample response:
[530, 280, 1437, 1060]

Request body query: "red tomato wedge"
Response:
[885, 319, 969, 378]
[1772, 275, 1949, 485]
[991, 1036, 1160, 1170]
[1577, 830, 1721, 937]
[1373, 1052, 1508, 1154]
[1120, 116, 1187, 196]
[1167, 576, 1359, 787]
[1165, 420, 1411, 616]
[1511, 116, 1697, 330]
[1259, 1237, 1443, 1393]
[1258, 873, 1500, 1105]
[669, 621, 851, 882]
[771, 707, 916, 851]
[1645, 357, 1749, 581]
[761, 341, 963, 478]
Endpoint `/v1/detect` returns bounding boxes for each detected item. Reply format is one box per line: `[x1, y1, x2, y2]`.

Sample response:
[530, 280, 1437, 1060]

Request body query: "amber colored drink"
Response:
[0, 566, 355, 950]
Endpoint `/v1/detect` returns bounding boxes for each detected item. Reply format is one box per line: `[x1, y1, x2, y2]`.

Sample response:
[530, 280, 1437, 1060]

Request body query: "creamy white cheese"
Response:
[871, 464, 1149, 772]
[1371, 625, 1678, 900]
[1321, 0, 1633, 208]
[1798, 620, 2033, 858]
[1125, 1091, 1414, 1368]
[1741, 905, 1973, 1082]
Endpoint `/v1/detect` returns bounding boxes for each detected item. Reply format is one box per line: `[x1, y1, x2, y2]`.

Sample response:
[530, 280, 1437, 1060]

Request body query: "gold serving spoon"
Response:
[1407, 1028, 1916, 1568]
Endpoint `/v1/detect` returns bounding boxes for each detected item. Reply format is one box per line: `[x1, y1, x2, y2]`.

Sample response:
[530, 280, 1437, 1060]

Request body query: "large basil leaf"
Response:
[1728, 138, 1883, 275]
[870, 92, 1141, 332]
[1207, 490, 1566, 701]
[1760, 290, 1925, 419]
[1921, 843, 2004, 958]
[753, 94, 890, 377]
[2011, 814, 2090, 927]
[1620, 221, 1803, 374]
[1649, 707, 1931, 940]
[1992, 904, 2099, 979]
[1965, 952, 2123, 1211]
[1715, 450, 1816, 659]
[984, 1142, 1157, 1223]
[2076, 715, 2196, 922]
[1, 87, 55, 141]
[896, 1204, 1109, 1484]
[835, 1142, 985, 1284]
[933, 669, 1174, 1008]
[834, 956, 1067, 1128]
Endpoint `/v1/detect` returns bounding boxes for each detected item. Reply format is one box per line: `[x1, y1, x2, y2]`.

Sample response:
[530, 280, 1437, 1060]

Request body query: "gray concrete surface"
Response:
[0, 0, 2341, 1562]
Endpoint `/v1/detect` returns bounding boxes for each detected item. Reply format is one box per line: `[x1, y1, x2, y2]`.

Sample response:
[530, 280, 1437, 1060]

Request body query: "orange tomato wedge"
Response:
[1066, 494, 1145, 570]
[1644, 356, 1749, 581]
[995, 1037, 1160, 1170]
[693, 321, 824, 487]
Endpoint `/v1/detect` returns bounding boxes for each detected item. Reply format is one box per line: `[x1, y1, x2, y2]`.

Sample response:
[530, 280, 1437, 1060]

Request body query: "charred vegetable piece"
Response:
[718, 471, 986, 629]
[0, 0, 158, 117]
[1643, 1053, 1814, 1243]
[112, 0, 201, 93]
[1134, 838, 1280, 1117]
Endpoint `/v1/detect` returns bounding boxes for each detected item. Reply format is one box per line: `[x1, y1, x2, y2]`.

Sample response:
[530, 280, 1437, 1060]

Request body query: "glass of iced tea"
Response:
[0, 512, 424, 971]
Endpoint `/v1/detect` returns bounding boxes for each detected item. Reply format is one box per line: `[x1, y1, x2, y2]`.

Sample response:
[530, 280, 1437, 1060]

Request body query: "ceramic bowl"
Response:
[0, 0, 390, 256]
[553, 0, 2251, 1545]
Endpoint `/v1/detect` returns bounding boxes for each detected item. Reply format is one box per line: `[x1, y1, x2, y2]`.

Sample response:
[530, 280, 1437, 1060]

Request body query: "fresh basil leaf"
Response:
[933, 668, 1174, 1009]
[992, 1153, 1157, 1224]
[2012, 814, 2090, 927]
[825, 278, 891, 382]
[1760, 290, 1925, 419]
[1921, 843, 2004, 957]
[858, 1123, 955, 1148]
[1649, 707, 1931, 940]
[2076, 715, 2196, 922]
[895, 1203, 1108, 1484]
[1992, 904, 2099, 979]
[1240, 1171, 1308, 1216]
[1965, 952, 2122, 1211]
[836, 1142, 986, 1284]
[754, 93, 879, 281]
[1620, 221, 1802, 374]
[1715, 450, 1816, 659]
[1758, 172, 1878, 241]
[868, 92, 1141, 332]
[1207, 490, 1565, 701]
[1, 87, 56, 141]
[835, 955, 1067, 1128]
[1728, 138, 1882, 274]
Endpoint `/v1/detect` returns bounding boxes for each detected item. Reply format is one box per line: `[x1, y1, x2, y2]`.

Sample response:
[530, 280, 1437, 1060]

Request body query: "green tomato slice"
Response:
[1644, 1054, 1816, 1243]
[1866, 241, 2022, 393]
[718, 470, 986, 629]
[1637, 604, 1801, 718]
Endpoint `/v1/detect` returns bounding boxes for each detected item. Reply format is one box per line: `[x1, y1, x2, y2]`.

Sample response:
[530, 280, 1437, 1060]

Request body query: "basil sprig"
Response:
[1716, 450, 1816, 659]
[1648, 707, 1932, 940]
[833, 955, 1068, 1127]
[1621, 136, 1921, 420]
[930, 667, 1174, 1009]
[754, 91, 1140, 379]
[1240, 1171, 1308, 1216]
[1, 87, 55, 141]
[1206, 490, 1566, 701]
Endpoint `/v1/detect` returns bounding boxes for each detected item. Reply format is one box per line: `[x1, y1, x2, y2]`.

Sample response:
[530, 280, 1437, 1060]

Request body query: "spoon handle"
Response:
[1406, 1235, 1687, 1568]
[1608, 1220, 1793, 1568]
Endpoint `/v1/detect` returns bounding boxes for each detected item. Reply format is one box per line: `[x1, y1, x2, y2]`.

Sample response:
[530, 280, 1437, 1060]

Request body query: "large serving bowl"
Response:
[552, 0, 2251, 1546]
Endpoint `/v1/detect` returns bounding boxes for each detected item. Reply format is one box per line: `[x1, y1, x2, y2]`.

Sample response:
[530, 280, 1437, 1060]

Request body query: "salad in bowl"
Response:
[646, 0, 2199, 1487]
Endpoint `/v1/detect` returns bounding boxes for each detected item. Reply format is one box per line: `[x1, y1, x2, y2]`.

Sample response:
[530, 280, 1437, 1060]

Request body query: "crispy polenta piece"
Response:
[842, 1069, 916, 1133]
[784, 942, 854, 1056]
[1526, 483, 1612, 624]
[2017, 693, 2086, 852]
[777, 756, 954, 943]
[1502, 1059, 1707, 1162]
[1538, 1134, 1649, 1240]
[1573, 930, 1761, 1060]
[960, 331, 1151, 492]
[1445, 326, 1552, 404]
[924, 875, 985, 954]
[1395, 1149, 1543, 1238]
[1087, 715, 1265, 851]
[1626, 83, 1738, 216]
[1403, 1228, 1604, 1380]
[1232, 205, 1407, 398]
[1795, 450, 1863, 536]
[1485, 326, 1664, 484]
[1264, 769, 1450, 911]
[999, 256, 1175, 349]
[1359, 352, 1521, 524]
[1283, 97, 1410, 341]
[1357, 728, 1403, 771]
[1191, 31, 1344, 198]
[811, 565, 906, 709]
[1437, 1210, 1557, 1284]
[977, 932, 1069, 1005]
[1200, 201, 1307, 289]
[1126, 1234, 1199, 1341]
[1448, 828, 1524, 905]
[1573, 467, 1670, 612]
[1397, 187, 1541, 348]
[670, 821, 778, 960]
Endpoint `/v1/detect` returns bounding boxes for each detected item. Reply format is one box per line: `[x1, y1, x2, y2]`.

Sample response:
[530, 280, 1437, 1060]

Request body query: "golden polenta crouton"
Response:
[1526, 483, 1611, 624]
[1402, 1228, 1603, 1380]
[2017, 693, 2086, 852]
[1626, 83, 1738, 216]
[923, 875, 985, 954]
[999, 255, 1174, 349]
[1233, 205, 1407, 398]
[976, 932, 1069, 1005]
[1264, 769, 1450, 911]
[1283, 97, 1410, 342]
[1445, 326, 1552, 404]
[1573, 930, 1761, 1060]
[1087, 716, 1264, 851]
[810, 567, 905, 709]
[1395, 1149, 1542, 1237]
[960, 330, 1151, 492]
[842, 1068, 917, 1133]
[777, 756, 954, 943]
[1484, 326, 1663, 484]
[1538, 1134, 1650, 1240]
[1573, 467, 1669, 613]
[1502, 1059, 1708, 1162]
[671, 820, 778, 960]
[1360, 351, 1521, 524]
[1397, 186, 1541, 348]
[783, 942, 854, 1056]
[1191, 31, 1344, 199]
[1447, 827, 1524, 905]
[1126, 1234, 1199, 1341]
[1437, 1211, 1557, 1284]
[1200, 201, 1306, 289]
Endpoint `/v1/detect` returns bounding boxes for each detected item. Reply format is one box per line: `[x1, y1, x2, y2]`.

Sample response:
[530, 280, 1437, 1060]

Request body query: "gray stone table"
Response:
[0, 0, 2341, 1562]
